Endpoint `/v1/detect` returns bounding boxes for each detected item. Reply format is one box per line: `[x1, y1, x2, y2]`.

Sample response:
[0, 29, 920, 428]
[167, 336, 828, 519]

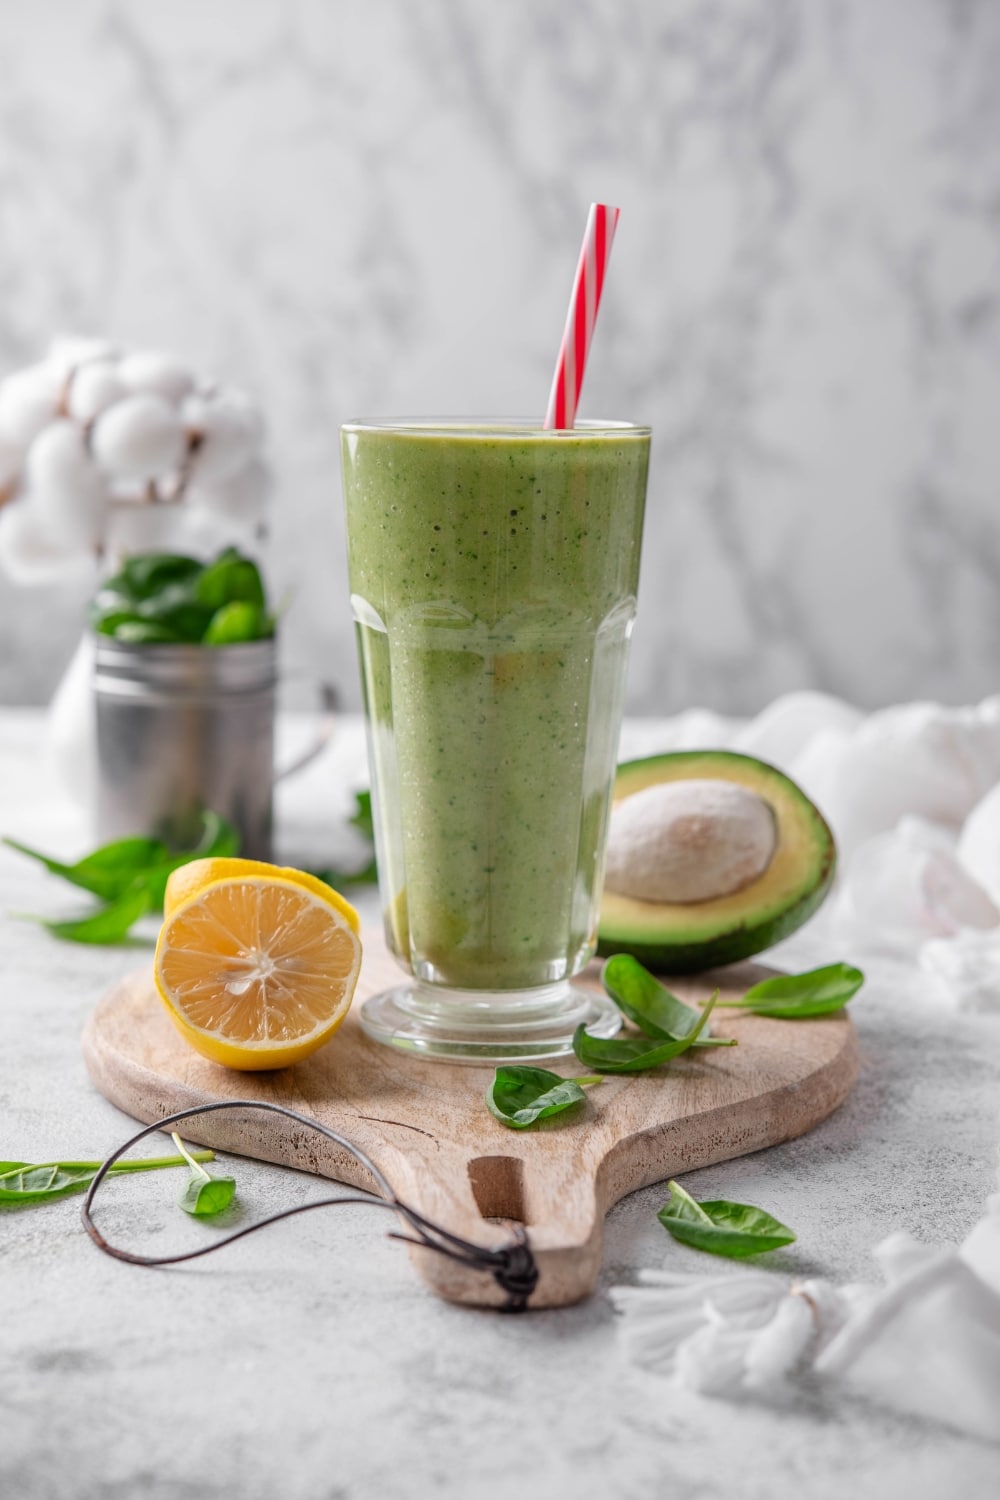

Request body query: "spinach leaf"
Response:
[7, 811, 240, 942]
[657, 1179, 796, 1258]
[3, 834, 168, 901]
[135, 582, 216, 641]
[39, 883, 152, 944]
[195, 550, 265, 611]
[203, 600, 273, 645]
[602, 954, 733, 1045]
[349, 790, 374, 842]
[721, 963, 865, 1019]
[101, 553, 202, 603]
[93, 610, 148, 637]
[487, 1066, 602, 1129]
[573, 989, 723, 1073]
[172, 1133, 236, 1217]
[91, 549, 272, 645]
[0, 1149, 215, 1205]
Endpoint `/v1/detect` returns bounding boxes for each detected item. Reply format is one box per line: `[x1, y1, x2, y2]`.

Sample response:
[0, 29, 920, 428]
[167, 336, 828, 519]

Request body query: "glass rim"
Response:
[341, 417, 650, 437]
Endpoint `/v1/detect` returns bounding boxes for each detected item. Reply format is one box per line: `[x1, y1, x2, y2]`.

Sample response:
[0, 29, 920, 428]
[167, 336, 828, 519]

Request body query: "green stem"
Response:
[108, 1150, 215, 1173]
[3, 1152, 215, 1175]
[570, 1076, 604, 1087]
[171, 1132, 212, 1183]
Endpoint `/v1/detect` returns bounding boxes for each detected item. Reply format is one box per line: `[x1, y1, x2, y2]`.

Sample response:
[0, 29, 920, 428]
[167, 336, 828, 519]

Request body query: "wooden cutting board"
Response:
[82, 928, 858, 1309]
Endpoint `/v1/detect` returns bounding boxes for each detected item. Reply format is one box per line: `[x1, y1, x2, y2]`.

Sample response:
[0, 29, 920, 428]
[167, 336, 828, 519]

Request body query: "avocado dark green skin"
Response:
[597, 749, 837, 973]
[596, 851, 836, 972]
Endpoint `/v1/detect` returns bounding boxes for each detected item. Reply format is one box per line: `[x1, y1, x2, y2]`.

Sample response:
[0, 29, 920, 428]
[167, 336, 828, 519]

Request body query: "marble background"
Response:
[1, 0, 999, 715]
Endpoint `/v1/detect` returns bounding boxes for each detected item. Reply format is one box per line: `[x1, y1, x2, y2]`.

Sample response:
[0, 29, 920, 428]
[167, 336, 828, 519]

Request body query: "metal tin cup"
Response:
[94, 637, 277, 860]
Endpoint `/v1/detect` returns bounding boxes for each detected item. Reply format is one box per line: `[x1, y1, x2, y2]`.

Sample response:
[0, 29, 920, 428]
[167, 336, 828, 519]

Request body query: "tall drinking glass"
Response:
[341, 419, 649, 1061]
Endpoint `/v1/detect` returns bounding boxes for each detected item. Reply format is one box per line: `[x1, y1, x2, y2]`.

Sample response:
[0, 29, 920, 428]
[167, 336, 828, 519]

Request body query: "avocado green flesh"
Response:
[597, 750, 836, 973]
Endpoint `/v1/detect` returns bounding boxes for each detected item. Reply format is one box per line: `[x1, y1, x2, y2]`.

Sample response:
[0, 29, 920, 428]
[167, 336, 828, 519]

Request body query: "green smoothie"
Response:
[342, 421, 649, 992]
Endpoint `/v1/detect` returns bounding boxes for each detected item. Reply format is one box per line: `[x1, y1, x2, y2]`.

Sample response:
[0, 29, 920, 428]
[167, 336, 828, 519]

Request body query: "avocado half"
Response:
[598, 750, 836, 972]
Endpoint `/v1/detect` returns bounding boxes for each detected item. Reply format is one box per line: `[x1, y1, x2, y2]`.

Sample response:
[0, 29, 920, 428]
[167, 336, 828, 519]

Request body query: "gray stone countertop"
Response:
[1, 710, 998, 1500]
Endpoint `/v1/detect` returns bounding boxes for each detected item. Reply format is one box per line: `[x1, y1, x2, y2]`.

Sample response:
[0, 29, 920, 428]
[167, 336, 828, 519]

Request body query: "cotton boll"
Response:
[0, 362, 65, 448]
[118, 351, 195, 404]
[956, 782, 1000, 908]
[92, 394, 187, 481]
[47, 336, 115, 378]
[26, 419, 109, 547]
[183, 390, 263, 485]
[0, 497, 95, 582]
[187, 455, 272, 523]
[67, 360, 127, 424]
[0, 439, 21, 491]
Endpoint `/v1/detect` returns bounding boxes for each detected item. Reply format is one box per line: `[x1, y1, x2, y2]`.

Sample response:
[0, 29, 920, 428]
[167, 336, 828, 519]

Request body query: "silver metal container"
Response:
[94, 637, 277, 860]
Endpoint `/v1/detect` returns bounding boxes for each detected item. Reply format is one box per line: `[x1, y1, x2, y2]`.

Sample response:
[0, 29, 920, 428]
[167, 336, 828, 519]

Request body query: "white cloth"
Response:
[612, 1208, 1000, 1442]
[632, 689, 1000, 1010]
[612, 691, 1000, 1436]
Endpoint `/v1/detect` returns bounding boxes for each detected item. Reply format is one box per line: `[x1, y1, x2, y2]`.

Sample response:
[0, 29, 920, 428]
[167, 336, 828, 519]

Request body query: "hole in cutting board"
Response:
[467, 1156, 526, 1224]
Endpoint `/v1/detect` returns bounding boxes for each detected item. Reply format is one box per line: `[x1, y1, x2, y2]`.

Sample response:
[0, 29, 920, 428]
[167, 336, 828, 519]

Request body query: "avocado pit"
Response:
[604, 778, 778, 904]
[598, 749, 837, 971]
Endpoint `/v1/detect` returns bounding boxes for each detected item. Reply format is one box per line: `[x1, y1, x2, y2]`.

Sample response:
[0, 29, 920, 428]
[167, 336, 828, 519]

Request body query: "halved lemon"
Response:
[154, 859, 362, 1070]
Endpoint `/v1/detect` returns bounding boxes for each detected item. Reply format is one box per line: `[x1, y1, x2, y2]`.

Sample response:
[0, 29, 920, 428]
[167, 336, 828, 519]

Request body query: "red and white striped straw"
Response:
[544, 202, 620, 430]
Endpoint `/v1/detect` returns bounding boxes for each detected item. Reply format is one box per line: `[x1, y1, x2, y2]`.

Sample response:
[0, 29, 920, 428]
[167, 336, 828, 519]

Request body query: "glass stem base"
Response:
[358, 979, 622, 1064]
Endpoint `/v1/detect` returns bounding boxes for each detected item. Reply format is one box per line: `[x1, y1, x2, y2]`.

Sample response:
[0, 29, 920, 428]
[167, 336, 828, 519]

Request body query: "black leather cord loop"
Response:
[80, 1099, 538, 1311]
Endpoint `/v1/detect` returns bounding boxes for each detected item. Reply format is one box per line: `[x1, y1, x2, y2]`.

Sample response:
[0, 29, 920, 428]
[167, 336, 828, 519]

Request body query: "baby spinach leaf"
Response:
[3, 834, 168, 901]
[487, 1066, 602, 1129]
[203, 600, 272, 645]
[573, 990, 724, 1073]
[349, 790, 375, 842]
[195, 550, 266, 611]
[602, 954, 704, 1039]
[657, 1179, 796, 1258]
[178, 1175, 237, 1215]
[722, 963, 865, 1019]
[112, 553, 203, 600]
[172, 1133, 236, 1218]
[92, 550, 272, 645]
[135, 582, 216, 642]
[0, 1150, 215, 1205]
[38, 883, 152, 944]
[7, 811, 240, 941]
[92, 609, 147, 637]
[600, 955, 732, 1049]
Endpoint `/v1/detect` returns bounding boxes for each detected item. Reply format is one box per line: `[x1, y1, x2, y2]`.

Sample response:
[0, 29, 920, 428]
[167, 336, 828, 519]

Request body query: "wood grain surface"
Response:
[82, 928, 859, 1309]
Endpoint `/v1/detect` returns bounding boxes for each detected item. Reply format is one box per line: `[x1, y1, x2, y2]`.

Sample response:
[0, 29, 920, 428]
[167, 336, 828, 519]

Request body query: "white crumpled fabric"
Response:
[613, 691, 1000, 1434]
[612, 1191, 1000, 1443]
[624, 689, 1000, 1011]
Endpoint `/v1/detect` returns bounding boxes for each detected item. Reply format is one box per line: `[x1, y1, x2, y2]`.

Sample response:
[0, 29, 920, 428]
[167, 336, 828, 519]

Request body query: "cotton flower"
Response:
[26, 419, 109, 547]
[0, 361, 64, 448]
[91, 393, 188, 482]
[67, 360, 127, 424]
[118, 351, 195, 404]
[0, 338, 272, 584]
